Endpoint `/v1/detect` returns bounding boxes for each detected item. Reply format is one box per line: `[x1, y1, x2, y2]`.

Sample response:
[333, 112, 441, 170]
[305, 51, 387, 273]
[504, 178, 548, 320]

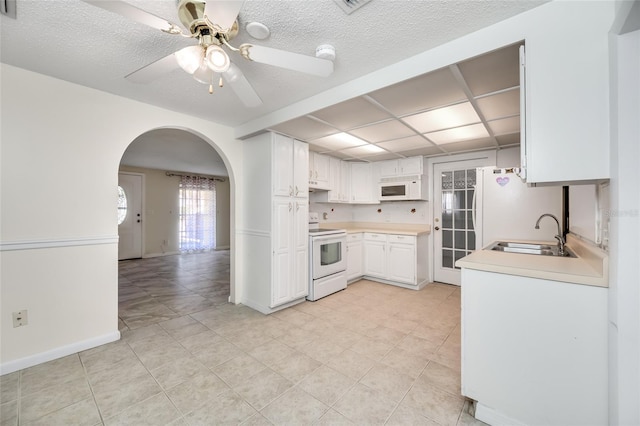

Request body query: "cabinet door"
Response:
[379, 160, 398, 177]
[272, 199, 293, 307]
[347, 241, 363, 281]
[340, 161, 351, 202]
[328, 157, 342, 202]
[388, 243, 416, 284]
[313, 153, 330, 187]
[273, 135, 293, 197]
[364, 240, 386, 278]
[293, 140, 309, 197]
[351, 162, 374, 203]
[399, 157, 423, 176]
[292, 201, 309, 298]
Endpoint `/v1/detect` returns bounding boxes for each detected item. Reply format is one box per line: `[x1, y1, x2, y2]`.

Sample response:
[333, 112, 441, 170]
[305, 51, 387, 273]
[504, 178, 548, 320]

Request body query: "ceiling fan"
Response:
[82, 0, 336, 107]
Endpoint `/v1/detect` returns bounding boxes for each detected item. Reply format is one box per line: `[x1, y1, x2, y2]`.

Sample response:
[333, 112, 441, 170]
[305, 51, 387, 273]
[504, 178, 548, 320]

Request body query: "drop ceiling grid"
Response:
[268, 43, 522, 162]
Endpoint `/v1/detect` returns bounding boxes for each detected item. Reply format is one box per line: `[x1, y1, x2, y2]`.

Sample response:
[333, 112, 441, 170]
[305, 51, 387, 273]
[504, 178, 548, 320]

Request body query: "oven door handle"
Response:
[311, 234, 346, 243]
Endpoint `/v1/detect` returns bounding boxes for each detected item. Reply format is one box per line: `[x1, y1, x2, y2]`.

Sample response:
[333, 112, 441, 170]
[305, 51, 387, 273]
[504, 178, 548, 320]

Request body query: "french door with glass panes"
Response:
[433, 159, 492, 285]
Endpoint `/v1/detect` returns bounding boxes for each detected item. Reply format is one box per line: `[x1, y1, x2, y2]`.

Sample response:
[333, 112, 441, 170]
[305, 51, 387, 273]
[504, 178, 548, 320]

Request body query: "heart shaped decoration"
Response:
[496, 177, 510, 187]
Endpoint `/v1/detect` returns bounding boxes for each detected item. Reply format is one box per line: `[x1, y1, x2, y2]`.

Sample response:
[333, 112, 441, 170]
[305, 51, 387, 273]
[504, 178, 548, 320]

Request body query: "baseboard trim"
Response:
[0, 331, 121, 375]
[142, 251, 180, 258]
[475, 402, 526, 426]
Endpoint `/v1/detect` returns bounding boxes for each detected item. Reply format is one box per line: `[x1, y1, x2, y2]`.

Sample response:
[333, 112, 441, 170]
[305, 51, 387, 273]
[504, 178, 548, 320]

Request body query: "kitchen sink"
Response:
[487, 241, 577, 257]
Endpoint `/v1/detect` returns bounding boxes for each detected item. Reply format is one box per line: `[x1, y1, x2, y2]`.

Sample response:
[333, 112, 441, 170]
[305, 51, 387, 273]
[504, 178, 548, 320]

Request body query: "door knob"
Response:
[435, 226, 440, 231]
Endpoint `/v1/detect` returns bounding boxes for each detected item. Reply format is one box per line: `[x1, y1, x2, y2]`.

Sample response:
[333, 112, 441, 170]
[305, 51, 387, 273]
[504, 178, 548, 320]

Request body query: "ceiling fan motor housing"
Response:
[178, 0, 238, 41]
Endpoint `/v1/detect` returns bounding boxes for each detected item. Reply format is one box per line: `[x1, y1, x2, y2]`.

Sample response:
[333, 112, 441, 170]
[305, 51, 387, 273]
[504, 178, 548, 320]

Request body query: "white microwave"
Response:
[378, 175, 426, 201]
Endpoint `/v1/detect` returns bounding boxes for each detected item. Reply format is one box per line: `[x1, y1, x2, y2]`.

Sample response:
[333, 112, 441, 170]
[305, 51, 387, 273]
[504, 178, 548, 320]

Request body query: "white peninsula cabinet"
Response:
[242, 132, 309, 314]
[460, 268, 608, 425]
[360, 232, 428, 289]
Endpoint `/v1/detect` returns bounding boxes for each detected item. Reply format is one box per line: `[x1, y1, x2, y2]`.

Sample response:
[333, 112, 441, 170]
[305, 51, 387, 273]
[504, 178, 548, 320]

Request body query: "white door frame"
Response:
[429, 152, 496, 285]
[118, 172, 145, 260]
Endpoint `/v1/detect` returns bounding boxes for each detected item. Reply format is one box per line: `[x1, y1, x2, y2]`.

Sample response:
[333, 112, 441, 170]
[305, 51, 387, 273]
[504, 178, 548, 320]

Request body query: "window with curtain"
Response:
[179, 175, 216, 252]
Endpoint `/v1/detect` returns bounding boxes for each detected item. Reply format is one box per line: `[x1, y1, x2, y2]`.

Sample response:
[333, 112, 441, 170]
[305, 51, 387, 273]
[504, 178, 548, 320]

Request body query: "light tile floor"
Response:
[0, 251, 485, 425]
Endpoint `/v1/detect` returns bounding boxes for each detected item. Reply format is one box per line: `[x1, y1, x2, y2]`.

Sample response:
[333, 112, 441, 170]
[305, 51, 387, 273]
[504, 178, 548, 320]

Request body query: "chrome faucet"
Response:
[535, 213, 565, 255]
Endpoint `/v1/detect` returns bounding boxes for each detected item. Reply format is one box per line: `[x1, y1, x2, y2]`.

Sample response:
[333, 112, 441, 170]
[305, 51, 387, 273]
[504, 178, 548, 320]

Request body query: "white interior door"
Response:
[433, 159, 493, 285]
[118, 173, 143, 260]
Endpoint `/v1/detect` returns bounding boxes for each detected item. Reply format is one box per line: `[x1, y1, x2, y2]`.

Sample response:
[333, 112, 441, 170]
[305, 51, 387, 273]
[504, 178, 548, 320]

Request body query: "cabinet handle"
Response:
[289, 203, 292, 212]
[295, 185, 300, 196]
[289, 185, 293, 196]
[296, 203, 300, 211]
[315, 171, 318, 178]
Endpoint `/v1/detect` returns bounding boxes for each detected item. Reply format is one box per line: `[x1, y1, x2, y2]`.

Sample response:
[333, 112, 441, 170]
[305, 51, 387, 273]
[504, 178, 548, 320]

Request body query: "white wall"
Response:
[0, 64, 243, 373]
[608, 27, 640, 425]
[119, 166, 231, 255]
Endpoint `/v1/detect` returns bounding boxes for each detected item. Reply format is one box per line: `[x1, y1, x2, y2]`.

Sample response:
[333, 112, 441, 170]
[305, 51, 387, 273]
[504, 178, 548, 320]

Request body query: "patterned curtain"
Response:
[179, 176, 217, 252]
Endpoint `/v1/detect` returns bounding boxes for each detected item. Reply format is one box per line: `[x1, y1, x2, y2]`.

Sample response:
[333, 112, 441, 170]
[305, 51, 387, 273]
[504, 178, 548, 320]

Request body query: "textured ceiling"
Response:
[0, 0, 545, 129]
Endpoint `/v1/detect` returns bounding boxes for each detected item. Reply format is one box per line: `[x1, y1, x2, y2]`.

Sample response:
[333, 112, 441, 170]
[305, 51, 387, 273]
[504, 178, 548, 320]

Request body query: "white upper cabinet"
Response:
[379, 157, 424, 178]
[350, 162, 378, 204]
[309, 152, 330, 190]
[274, 134, 308, 198]
[520, 4, 611, 183]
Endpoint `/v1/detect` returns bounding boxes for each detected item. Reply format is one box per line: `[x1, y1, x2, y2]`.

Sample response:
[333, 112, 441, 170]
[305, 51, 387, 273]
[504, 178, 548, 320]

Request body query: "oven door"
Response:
[311, 234, 347, 279]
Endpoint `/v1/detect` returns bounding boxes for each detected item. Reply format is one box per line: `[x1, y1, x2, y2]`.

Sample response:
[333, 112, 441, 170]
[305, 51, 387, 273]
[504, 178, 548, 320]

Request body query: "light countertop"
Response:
[320, 222, 430, 236]
[455, 234, 608, 288]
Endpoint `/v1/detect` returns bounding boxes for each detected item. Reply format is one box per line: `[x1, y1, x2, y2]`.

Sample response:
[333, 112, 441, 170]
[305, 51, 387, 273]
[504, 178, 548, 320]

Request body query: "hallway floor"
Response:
[1, 251, 484, 425]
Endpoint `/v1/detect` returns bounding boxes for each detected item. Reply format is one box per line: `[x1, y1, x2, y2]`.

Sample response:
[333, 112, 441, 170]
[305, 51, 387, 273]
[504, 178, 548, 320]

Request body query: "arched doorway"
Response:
[116, 127, 234, 329]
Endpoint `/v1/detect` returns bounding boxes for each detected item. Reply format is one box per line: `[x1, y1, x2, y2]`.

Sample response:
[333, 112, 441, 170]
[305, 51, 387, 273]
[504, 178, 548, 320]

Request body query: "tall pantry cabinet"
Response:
[242, 132, 309, 314]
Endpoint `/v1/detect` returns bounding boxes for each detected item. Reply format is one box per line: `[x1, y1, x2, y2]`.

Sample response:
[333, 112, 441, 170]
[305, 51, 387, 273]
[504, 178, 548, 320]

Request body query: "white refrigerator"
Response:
[473, 167, 563, 248]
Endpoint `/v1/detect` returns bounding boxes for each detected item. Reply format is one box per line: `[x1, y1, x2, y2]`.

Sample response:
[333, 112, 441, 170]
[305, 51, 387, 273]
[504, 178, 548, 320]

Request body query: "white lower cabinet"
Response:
[387, 237, 416, 284]
[272, 198, 308, 308]
[358, 232, 428, 288]
[363, 236, 386, 278]
[461, 268, 608, 425]
[346, 233, 363, 282]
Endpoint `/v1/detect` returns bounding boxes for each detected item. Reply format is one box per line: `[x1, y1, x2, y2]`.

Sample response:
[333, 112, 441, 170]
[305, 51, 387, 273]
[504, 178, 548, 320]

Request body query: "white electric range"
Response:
[308, 213, 347, 301]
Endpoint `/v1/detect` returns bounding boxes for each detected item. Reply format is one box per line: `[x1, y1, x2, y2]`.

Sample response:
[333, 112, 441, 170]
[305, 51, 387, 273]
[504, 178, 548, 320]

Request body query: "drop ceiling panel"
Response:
[376, 135, 433, 152]
[269, 117, 338, 140]
[396, 146, 445, 157]
[309, 132, 368, 151]
[368, 68, 467, 116]
[359, 152, 404, 161]
[310, 97, 392, 130]
[440, 137, 497, 153]
[475, 89, 520, 120]
[349, 120, 416, 143]
[488, 116, 520, 135]
[496, 133, 521, 146]
[339, 144, 386, 156]
[458, 43, 522, 96]
[402, 102, 481, 133]
[426, 123, 490, 145]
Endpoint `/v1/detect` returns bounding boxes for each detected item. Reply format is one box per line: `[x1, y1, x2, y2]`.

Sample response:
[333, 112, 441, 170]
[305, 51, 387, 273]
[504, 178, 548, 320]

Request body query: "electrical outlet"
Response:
[13, 310, 28, 327]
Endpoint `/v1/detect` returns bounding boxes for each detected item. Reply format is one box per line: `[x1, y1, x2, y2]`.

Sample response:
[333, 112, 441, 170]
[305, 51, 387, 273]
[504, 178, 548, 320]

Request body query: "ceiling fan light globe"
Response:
[175, 45, 203, 74]
[193, 62, 214, 84]
[205, 45, 231, 73]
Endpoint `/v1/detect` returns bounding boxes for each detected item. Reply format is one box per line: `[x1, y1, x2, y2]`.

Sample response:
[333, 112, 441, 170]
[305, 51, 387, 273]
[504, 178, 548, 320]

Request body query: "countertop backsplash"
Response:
[310, 201, 428, 225]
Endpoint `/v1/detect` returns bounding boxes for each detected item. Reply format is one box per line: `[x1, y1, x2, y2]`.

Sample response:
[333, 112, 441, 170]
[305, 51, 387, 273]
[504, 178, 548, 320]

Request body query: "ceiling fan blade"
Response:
[204, 0, 245, 31]
[125, 53, 179, 83]
[223, 64, 263, 107]
[82, 0, 181, 33]
[240, 44, 334, 77]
